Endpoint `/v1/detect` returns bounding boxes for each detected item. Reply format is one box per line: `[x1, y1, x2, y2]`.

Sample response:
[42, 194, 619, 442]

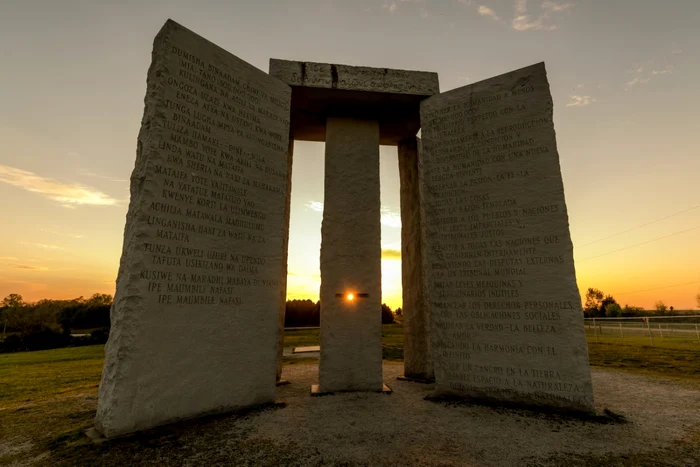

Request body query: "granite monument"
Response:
[95, 19, 594, 438]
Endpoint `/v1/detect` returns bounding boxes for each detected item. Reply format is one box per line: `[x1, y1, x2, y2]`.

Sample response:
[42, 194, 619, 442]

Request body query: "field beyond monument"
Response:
[2, 331, 700, 466]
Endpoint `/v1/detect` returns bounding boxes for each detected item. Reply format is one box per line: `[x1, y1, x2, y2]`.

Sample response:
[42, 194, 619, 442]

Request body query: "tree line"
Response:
[284, 299, 396, 327]
[0, 293, 397, 352]
[583, 287, 700, 318]
[0, 293, 112, 352]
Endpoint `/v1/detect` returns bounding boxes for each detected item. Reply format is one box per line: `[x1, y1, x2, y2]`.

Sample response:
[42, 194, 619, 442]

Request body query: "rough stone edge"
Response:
[310, 384, 392, 397]
[86, 401, 288, 444]
[276, 138, 294, 382]
[269, 58, 439, 95]
[95, 18, 294, 438]
[418, 62, 596, 413]
[94, 19, 175, 439]
[398, 137, 434, 382]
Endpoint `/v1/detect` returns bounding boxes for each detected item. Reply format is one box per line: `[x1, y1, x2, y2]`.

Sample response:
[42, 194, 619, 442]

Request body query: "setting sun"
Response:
[346, 293, 355, 301]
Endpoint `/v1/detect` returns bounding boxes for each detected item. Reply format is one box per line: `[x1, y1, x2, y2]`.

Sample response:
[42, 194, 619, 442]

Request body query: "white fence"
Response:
[583, 315, 700, 347]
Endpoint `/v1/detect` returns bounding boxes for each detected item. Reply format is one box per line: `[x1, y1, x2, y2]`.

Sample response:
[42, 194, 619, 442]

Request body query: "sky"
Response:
[0, 0, 698, 310]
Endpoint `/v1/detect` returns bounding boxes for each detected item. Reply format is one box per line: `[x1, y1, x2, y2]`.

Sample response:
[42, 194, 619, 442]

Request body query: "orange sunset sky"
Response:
[0, 0, 699, 310]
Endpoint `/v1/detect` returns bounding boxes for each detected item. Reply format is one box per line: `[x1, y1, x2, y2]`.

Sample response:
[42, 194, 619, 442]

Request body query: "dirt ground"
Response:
[6, 363, 700, 466]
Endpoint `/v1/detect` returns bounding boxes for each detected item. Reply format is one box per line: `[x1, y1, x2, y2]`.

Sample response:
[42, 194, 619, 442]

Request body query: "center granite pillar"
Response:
[318, 117, 383, 393]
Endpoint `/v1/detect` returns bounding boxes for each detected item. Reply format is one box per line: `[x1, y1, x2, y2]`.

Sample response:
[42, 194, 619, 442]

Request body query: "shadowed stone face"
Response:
[318, 117, 383, 393]
[95, 19, 291, 438]
[419, 62, 595, 413]
[399, 137, 433, 382]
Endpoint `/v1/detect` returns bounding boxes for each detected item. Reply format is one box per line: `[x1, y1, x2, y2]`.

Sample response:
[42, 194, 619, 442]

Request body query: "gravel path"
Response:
[34, 364, 700, 466]
[231, 364, 700, 466]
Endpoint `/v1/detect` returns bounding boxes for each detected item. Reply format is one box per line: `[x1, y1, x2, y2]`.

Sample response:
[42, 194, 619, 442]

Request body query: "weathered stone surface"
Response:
[276, 138, 294, 382]
[268, 59, 439, 145]
[398, 137, 433, 381]
[319, 117, 383, 393]
[95, 19, 291, 438]
[419, 62, 595, 413]
[269, 59, 439, 95]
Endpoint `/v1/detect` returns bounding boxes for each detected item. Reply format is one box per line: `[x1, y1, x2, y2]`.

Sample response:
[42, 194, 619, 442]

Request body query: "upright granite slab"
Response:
[419, 63, 594, 413]
[95, 19, 291, 438]
[318, 117, 383, 393]
[398, 137, 433, 382]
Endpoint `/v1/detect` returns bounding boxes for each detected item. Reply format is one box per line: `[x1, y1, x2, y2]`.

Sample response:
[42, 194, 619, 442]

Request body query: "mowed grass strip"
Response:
[282, 323, 405, 362]
[0, 345, 104, 407]
[0, 346, 105, 465]
[587, 340, 700, 383]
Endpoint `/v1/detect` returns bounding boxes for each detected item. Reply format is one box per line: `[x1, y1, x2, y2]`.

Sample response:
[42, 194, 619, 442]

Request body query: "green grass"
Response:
[2, 324, 699, 465]
[282, 327, 320, 348]
[0, 346, 104, 407]
[0, 345, 104, 465]
[585, 334, 700, 351]
[587, 340, 700, 384]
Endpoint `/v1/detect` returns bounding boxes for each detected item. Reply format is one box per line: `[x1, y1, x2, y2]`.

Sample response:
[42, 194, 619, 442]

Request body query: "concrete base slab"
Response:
[311, 384, 392, 397]
[397, 375, 435, 384]
[293, 346, 320, 354]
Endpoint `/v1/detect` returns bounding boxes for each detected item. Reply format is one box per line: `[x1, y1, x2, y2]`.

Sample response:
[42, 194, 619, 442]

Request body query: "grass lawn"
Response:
[1, 323, 699, 465]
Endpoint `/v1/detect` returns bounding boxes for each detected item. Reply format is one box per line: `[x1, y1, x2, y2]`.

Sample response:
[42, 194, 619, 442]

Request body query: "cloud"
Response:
[10, 264, 49, 271]
[540, 0, 574, 12]
[40, 229, 85, 239]
[625, 77, 650, 88]
[651, 65, 674, 75]
[478, 5, 501, 21]
[20, 242, 64, 250]
[457, 0, 474, 5]
[307, 201, 402, 228]
[0, 165, 121, 208]
[380, 207, 402, 228]
[383, 0, 430, 17]
[305, 201, 324, 212]
[566, 95, 596, 107]
[0, 257, 18, 261]
[626, 58, 675, 89]
[511, 0, 575, 31]
[78, 168, 128, 183]
[382, 249, 402, 259]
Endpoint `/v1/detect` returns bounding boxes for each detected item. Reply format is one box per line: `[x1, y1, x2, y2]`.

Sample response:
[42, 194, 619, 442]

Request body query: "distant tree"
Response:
[395, 307, 403, 317]
[284, 299, 319, 327]
[381, 303, 395, 324]
[605, 303, 622, 317]
[1, 294, 25, 336]
[1, 294, 24, 309]
[584, 288, 618, 317]
[600, 295, 618, 316]
[621, 304, 646, 317]
[584, 288, 604, 316]
[696, 293, 700, 309]
[654, 301, 668, 315]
